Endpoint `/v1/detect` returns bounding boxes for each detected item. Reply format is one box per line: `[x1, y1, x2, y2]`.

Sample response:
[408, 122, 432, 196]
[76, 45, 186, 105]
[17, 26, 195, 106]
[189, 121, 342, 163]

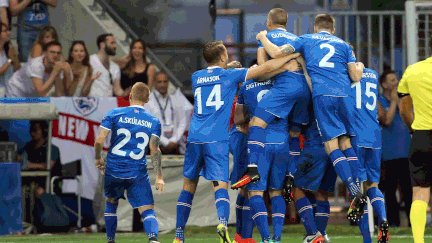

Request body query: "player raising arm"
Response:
[95, 82, 165, 243]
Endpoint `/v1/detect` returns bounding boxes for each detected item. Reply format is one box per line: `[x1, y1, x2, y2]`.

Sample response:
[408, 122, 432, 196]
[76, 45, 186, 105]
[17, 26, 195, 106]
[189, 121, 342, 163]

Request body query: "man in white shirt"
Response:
[144, 71, 191, 154]
[5, 40, 68, 97]
[89, 33, 122, 97]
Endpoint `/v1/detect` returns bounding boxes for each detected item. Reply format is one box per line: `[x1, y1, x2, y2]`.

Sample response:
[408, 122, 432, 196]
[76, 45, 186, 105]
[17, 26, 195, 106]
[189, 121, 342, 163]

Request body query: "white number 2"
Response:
[319, 44, 335, 68]
[352, 82, 377, 111]
[111, 128, 149, 160]
[194, 84, 225, 114]
[257, 89, 269, 102]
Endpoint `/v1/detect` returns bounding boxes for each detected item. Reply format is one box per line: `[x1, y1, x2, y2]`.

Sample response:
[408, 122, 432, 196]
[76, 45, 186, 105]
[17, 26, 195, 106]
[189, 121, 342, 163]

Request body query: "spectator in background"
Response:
[28, 26, 59, 62]
[59, 40, 100, 96]
[0, 23, 20, 88]
[113, 39, 156, 93]
[5, 40, 69, 97]
[144, 71, 189, 154]
[89, 33, 122, 97]
[9, 0, 58, 62]
[0, 0, 10, 26]
[377, 70, 412, 227]
[19, 120, 62, 193]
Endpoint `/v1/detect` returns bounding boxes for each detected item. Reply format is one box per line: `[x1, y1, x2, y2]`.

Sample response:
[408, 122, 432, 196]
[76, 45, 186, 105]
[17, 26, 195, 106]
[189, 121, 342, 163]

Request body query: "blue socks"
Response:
[287, 137, 300, 176]
[105, 201, 118, 243]
[271, 196, 286, 242]
[235, 194, 246, 235]
[176, 190, 194, 241]
[358, 205, 372, 243]
[250, 195, 271, 241]
[315, 201, 330, 236]
[248, 126, 266, 165]
[295, 197, 319, 235]
[367, 187, 387, 225]
[141, 209, 159, 239]
[329, 149, 359, 198]
[342, 147, 359, 178]
[215, 188, 230, 226]
[242, 198, 255, 239]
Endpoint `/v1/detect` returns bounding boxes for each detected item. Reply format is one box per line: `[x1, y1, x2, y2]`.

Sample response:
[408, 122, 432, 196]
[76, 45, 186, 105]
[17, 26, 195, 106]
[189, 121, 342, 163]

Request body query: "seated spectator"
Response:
[0, 23, 20, 88]
[19, 120, 62, 193]
[28, 26, 60, 63]
[5, 40, 70, 97]
[59, 41, 100, 96]
[89, 33, 122, 97]
[113, 39, 156, 94]
[144, 72, 189, 154]
[9, 0, 58, 62]
[377, 70, 412, 227]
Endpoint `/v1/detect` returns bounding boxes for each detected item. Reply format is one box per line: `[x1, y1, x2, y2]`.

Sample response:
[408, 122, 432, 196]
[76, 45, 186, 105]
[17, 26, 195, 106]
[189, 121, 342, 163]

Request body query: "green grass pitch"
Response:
[1, 225, 430, 243]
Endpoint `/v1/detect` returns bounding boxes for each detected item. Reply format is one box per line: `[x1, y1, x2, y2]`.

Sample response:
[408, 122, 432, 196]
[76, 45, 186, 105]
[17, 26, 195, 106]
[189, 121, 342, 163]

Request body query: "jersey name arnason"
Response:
[119, 116, 152, 128]
[271, 33, 296, 41]
[197, 75, 220, 84]
[246, 80, 273, 90]
[312, 35, 344, 43]
[362, 72, 377, 79]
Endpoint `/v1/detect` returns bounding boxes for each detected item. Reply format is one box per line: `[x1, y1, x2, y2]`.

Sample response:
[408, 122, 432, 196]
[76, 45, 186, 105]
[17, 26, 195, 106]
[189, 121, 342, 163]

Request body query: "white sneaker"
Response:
[323, 234, 331, 243]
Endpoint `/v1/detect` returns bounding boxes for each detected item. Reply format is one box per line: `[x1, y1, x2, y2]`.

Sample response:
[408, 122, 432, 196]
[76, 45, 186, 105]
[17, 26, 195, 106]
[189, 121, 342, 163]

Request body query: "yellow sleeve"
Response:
[398, 66, 411, 94]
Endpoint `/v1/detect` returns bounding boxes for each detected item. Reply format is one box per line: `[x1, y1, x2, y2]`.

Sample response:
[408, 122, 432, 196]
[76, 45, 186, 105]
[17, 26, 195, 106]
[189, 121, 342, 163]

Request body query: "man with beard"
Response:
[89, 33, 123, 97]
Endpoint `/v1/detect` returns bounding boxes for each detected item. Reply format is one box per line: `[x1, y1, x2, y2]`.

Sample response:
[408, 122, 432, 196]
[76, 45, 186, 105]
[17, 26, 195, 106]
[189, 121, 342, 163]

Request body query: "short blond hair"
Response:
[131, 82, 150, 102]
[268, 8, 288, 26]
[315, 14, 335, 31]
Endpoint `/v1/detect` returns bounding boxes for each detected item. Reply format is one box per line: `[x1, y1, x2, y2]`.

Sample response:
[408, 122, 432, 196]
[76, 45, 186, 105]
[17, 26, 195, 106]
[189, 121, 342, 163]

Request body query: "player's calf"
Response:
[105, 199, 119, 243]
[138, 205, 159, 242]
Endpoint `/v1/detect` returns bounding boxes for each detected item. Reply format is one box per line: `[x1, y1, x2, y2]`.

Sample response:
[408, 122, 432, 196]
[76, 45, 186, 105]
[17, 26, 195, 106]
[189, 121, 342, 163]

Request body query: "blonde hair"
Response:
[131, 82, 150, 102]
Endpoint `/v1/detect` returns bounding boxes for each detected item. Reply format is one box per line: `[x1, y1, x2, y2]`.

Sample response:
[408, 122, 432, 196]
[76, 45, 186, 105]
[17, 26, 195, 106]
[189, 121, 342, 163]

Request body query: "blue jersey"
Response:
[350, 68, 382, 148]
[100, 105, 162, 178]
[298, 31, 356, 98]
[237, 78, 288, 143]
[303, 106, 323, 146]
[188, 66, 248, 143]
[258, 28, 303, 80]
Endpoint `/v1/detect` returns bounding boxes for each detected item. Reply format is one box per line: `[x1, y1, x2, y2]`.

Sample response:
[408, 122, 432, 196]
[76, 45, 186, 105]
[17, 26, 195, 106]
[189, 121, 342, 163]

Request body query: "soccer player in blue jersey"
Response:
[94, 82, 165, 243]
[232, 8, 311, 192]
[173, 40, 299, 243]
[293, 105, 337, 243]
[257, 14, 367, 222]
[234, 59, 300, 243]
[350, 64, 389, 243]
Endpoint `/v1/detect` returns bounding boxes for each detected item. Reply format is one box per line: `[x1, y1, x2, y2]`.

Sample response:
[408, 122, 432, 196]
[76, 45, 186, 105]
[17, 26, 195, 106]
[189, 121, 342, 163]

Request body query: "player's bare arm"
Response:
[149, 134, 165, 193]
[257, 59, 298, 81]
[94, 128, 110, 175]
[399, 94, 414, 134]
[227, 61, 242, 69]
[246, 53, 300, 81]
[296, 56, 313, 92]
[347, 62, 364, 82]
[257, 48, 269, 65]
[256, 30, 295, 59]
[234, 104, 250, 125]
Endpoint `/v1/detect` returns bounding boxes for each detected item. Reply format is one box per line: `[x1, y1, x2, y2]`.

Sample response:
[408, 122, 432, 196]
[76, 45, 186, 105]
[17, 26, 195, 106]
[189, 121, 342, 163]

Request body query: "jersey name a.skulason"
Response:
[298, 31, 356, 98]
[350, 68, 382, 148]
[188, 66, 248, 143]
[237, 78, 288, 143]
[100, 105, 161, 178]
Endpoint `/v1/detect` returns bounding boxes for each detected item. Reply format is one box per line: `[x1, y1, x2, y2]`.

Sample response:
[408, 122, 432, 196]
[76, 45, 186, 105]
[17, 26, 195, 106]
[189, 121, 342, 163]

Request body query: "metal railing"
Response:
[88, 0, 184, 89]
[405, 1, 432, 64]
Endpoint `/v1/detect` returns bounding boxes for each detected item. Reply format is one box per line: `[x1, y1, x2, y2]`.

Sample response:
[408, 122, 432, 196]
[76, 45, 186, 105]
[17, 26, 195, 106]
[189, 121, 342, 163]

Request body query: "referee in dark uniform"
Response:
[398, 49, 432, 243]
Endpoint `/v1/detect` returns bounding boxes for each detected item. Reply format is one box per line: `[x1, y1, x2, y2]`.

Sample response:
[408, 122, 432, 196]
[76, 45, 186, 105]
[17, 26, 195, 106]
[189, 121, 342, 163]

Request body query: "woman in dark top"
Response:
[113, 39, 156, 96]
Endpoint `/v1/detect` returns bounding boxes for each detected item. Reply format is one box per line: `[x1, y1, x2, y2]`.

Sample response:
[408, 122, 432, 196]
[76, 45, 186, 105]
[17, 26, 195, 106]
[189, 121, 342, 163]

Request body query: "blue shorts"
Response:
[255, 74, 310, 124]
[313, 96, 355, 143]
[353, 144, 382, 183]
[229, 131, 248, 184]
[247, 142, 289, 191]
[288, 96, 312, 127]
[104, 170, 154, 208]
[183, 141, 230, 182]
[294, 143, 337, 192]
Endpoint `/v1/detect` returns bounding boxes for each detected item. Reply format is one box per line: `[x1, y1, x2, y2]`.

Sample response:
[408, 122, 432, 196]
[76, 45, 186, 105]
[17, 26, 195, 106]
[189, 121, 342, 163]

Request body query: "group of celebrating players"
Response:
[94, 8, 390, 243]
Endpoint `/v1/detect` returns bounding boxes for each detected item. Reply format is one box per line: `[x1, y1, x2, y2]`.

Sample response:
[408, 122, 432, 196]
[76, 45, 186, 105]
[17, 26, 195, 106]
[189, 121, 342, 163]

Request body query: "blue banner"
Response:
[0, 163, 22, 235]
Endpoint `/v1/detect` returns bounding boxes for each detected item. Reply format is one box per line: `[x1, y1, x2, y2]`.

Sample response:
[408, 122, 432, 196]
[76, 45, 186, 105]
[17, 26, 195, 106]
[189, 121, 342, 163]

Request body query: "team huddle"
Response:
[94, 9, 390, 243]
